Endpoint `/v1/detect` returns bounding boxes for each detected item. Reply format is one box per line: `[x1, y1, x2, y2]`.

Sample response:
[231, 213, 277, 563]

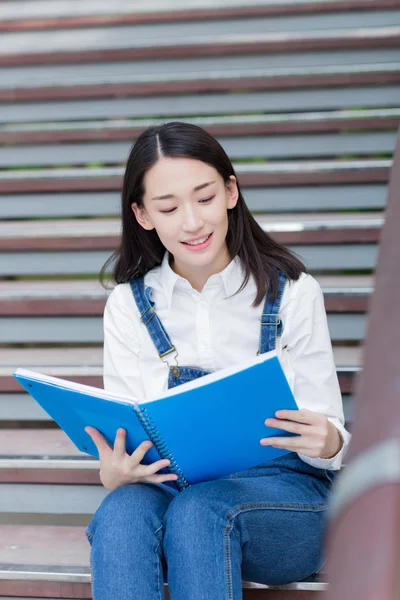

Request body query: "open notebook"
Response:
[14, 349, 298, 491]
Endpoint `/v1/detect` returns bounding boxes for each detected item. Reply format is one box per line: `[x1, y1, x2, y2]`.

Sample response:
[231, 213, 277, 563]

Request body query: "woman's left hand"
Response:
[260, 409, 343, 459]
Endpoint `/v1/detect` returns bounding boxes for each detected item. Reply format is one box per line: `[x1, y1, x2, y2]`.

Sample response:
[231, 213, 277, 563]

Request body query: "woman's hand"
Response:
[260, 409, 343, 459]
[85, 426, 179, 491]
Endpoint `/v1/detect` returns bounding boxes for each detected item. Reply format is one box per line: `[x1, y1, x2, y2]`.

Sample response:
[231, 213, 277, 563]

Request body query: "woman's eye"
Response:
[159, 197, 214, 214]
[159, 208, 176, 214]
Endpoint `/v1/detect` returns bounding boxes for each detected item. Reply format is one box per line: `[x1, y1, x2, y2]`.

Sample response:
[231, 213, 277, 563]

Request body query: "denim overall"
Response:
[86, 270, 336, 599]
[129, 270, 287, 389]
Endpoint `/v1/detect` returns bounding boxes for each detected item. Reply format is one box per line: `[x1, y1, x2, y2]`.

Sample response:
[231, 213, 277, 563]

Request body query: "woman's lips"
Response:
[181, 232, 213, 251]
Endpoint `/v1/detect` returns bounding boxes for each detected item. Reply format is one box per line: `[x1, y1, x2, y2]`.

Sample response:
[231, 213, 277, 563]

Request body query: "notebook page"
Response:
[14, 368, 139, 406]
[145, 349, 277, 403]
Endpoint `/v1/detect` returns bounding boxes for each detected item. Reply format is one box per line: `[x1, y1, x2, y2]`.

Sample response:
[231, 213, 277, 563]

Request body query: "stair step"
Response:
[2, 64, 399, 105]
[0, 345, 361, 393]
[0, 212, 383, 249]
[0, 275, 373, 321]
[1, 0, 398, 32]
[0, 274, 376, 299]
[1, 161, 391, 193]
[1, 109, 399, 144]
[0, 525, 327, 598]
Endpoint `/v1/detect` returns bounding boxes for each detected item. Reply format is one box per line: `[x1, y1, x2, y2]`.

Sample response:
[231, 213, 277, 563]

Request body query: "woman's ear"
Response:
[131, 202, 155, 231]
[226, 175, 239, 210]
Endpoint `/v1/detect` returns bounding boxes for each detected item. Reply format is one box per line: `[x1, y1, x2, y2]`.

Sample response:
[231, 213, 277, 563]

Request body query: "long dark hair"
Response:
[100, 121, 307, 307]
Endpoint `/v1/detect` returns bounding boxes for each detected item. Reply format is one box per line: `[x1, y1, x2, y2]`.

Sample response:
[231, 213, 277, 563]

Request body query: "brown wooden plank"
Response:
[0, 526, 324, 597]
[0, 524, 89, 565]
[0, 578, 321, 599]
[0, 294, 369, 316]
[0, 429, 80, 455]
[2, 71, 400, 103]
[0, 346, 103, 366]
[1, 115, 398, 146]
[2, 32, 399, 67]
[0, 580, 91, 598]
[1, 376, 103, 393]
[0, 373, 357, 395]
[0, 298, 107, 316]
[0, 227, 381, 252]
[0, 469, 101, 484]
[0, 168, 390, 194]
[0, 274, 374, 294]
[1, 0, 398, 32]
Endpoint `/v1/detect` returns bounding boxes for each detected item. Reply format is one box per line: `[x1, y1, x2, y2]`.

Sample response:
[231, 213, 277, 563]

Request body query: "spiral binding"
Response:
[133, 405, 190, 492]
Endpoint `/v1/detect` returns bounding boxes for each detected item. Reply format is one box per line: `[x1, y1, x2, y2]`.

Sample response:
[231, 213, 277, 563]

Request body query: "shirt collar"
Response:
[159, 251, 246, 308]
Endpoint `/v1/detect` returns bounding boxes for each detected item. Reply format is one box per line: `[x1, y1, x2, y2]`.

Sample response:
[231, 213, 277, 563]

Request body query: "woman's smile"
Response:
[181, 232, 213, 250]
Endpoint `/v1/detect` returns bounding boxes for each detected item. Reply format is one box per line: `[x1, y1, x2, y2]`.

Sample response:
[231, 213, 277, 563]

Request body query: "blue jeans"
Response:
[86, 453, 334, 600]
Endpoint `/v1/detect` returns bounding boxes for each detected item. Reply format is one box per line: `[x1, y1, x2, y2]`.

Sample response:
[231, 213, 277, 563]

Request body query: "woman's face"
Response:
[131, 156, 238, 279]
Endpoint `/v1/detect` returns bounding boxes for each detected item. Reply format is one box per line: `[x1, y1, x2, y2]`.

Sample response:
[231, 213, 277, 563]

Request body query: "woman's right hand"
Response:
[84, 426, 179, 491]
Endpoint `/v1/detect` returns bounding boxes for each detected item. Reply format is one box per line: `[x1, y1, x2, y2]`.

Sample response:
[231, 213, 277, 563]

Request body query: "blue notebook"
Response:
[14, 350, 298, 491]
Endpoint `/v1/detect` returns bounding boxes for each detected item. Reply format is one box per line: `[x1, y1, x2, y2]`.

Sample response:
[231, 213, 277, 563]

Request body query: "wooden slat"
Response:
[2, 28, 400, 66]
[0, 274, 373, 297]
[2, 85, 397, 124]
[0, 346, 361, 394]
[2, 68, 399, 103]
[1, 110, 399, 145]
[0, 469, 101, 485]
[0, 185, 389, 218]
[0, 293, 370, 316]
[0, 429, 81, 456]
[0, 345, 358, 370]
[1, 132, 397, 168]
[0, 162, 391, 194]
[0, 526, 326, 598]
[1, 0, 398, 32]
[1, 377, 103, 394]
[0, 228, 381, 252]
[0, 371, 358, 396]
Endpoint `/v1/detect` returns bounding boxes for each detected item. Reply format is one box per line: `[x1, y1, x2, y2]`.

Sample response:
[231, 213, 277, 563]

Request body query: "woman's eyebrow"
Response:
[151, 181, 215, 201]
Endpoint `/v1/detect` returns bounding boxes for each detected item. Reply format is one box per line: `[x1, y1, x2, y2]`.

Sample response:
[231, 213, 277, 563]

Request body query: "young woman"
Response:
[84, 121, 350, 600]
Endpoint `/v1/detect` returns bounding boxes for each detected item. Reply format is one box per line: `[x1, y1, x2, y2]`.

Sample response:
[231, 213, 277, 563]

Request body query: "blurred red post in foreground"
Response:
[326, 128, 400, 600]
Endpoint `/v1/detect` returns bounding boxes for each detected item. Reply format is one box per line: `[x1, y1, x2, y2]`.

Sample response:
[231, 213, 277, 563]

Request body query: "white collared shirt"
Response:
[103, 252, 351, 470]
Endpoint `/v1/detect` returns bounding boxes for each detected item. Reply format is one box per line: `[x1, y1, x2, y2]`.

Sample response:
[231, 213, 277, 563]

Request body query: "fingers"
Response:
[130, 440, 155, 464]
[274, 409, 319, 425]
[85, 426, 112, 455]
[144, 458, 173, 476]
[260, 434, 315, 451]
[264, 418, 307, 435]
[113, 428, 127, 457]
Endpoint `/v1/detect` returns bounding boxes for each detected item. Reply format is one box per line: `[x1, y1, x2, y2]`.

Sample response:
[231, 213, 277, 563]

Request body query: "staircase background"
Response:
[0, 0, 399, 597]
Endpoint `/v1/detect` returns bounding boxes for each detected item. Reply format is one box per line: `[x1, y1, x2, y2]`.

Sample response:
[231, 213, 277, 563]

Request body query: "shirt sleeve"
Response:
[103, 285, 146, 400]
[283, 275, 351, 470]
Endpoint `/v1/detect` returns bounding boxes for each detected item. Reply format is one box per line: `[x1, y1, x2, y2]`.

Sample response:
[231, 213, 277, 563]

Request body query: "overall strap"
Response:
[257, 270, 287, 354]
[129, 277, 179, 367]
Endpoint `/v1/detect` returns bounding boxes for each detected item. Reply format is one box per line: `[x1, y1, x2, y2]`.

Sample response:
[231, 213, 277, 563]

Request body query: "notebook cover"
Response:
[140, 354, 299, 485]
[13, 375, 164, 467]
[14, 352, 298, 485]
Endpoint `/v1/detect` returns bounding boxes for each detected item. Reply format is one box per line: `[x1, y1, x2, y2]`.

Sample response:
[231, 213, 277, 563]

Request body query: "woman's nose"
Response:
[182, 206, 204, 231]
